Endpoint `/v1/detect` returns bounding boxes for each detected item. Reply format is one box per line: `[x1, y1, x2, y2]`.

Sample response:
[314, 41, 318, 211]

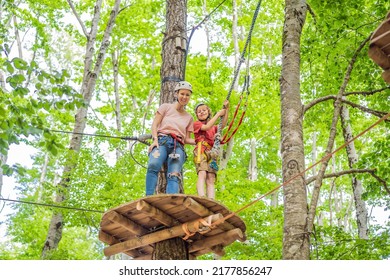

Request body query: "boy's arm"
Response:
[200, 109, 226, 131]
[221, 100, 230, 128]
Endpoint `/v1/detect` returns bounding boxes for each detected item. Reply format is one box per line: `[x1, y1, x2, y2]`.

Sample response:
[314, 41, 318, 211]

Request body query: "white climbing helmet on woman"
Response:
[174, 81, 192, 92]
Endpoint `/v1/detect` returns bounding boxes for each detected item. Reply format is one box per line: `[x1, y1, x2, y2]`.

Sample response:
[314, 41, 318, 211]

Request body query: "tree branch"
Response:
[306, 168, 375, 185]
[303, 95, 389, 121]
[303, 95, 336, 113]
[344, 85, 390, 97]
[67, 0, 89, 38]
[340, 99, 389, 120]
[306, 35, 371, 234]
[307, 167, 390, 195]
[369, 172, 390, 195]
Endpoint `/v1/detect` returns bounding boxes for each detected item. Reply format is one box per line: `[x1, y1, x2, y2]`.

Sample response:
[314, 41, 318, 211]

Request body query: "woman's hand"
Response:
[148, 138, 159, 153]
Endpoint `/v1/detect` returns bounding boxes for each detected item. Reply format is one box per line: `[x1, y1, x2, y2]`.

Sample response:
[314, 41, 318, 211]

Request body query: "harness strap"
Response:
[169, 133, 185, 146]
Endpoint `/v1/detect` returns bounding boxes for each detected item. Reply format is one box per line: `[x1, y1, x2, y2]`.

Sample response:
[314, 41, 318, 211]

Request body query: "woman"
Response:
[145, 81, 195, 195]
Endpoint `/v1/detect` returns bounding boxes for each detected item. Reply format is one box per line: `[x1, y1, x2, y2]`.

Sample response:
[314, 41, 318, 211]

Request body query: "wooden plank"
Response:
[99, 231, 151, 258]
[371, 16, 390, 39]
[382, 68, 390, 84]
[103, 213, 223, 256]
[132, 254, 152, 260]
[183, 197, 237, 232]
[371, 30, 390, 49]
[99, 230, 119, 245]
[382, 42, 390, 54]
[189, 228, 244, 253]
[368, 44, 390, 69]
[105, 211, 149, 236]
[136, 200, 178, 226]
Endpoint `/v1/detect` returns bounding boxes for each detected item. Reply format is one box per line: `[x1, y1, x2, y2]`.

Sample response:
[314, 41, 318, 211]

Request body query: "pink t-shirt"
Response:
[157, 103, 194, 141]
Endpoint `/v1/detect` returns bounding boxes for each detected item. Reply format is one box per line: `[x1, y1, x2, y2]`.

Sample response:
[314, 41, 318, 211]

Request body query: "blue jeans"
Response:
[145, 135, 186, 195]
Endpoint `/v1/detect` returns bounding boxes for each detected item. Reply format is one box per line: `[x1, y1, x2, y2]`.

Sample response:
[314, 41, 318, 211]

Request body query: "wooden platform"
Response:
[99, 194, 246, 260]
[368, 11, 390, 83]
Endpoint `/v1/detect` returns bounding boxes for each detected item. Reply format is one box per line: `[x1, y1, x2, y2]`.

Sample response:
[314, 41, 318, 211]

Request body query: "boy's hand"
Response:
[223, 100, 229, 109]
[218, 108, 226, 116]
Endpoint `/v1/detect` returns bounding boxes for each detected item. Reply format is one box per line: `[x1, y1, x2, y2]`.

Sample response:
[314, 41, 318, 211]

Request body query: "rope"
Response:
[181, 217, 215, 240]
[211, 111, 390, 227]
[220, 75, 250, 144]
[0, 197, 104, 213]
[183, 0, 229, 79]
[212, 0, 262, 154]
[46, 129, 151, 144]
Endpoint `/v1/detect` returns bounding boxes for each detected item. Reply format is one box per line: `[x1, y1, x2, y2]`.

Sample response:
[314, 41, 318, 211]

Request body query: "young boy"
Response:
[193, 100, 229, 199]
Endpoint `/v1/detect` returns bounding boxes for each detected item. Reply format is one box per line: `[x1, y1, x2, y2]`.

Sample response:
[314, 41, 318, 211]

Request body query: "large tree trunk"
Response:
[41, 0, 121, 259]
[280, 0, 309, 260]
[153, 0, 188, 260]
[340, 104, 368, 239]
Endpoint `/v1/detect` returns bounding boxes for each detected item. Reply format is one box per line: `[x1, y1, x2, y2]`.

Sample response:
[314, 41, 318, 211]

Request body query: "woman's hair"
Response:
[195, 103, 212, 121]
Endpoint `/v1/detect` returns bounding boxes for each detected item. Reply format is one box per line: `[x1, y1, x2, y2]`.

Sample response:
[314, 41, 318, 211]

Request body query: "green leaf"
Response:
[12, 57, 28, 70]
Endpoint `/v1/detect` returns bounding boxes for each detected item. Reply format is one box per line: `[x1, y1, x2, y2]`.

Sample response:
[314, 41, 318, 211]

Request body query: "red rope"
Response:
[221, 106, 247, 144]
[222, 96, 243, 142]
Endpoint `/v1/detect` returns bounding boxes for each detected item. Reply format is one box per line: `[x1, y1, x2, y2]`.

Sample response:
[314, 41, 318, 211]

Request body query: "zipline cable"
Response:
[0, 197, 104, 214]
[46, 129, 151, 144]
[183, 0, 229, 79]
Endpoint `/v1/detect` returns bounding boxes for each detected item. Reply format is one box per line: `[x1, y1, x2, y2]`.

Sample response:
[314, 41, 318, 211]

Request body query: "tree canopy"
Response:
[0, 0, 389, 260]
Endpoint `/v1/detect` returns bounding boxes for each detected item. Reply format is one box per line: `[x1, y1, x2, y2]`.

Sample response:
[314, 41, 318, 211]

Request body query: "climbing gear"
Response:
[210, 0, 262, 157]
[168, 133, 184, 159]
[221, 75, 250, 145]
[194, 141, 212, 164]
[210, 159, 219, 171]
[174, 81, 192, 92]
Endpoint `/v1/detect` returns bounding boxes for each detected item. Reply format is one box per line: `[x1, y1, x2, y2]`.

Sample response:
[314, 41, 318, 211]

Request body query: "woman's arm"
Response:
[185, 131, 196, 145]
[148, 112, 163, 152]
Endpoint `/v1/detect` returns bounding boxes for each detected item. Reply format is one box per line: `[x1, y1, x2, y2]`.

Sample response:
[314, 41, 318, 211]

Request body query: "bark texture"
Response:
[159, 0, 187, 104]
[153, 238, 189, 260]
[280, 0, 309, 260]
[340, 104, 368, 239]
[153, 0, 188, 260]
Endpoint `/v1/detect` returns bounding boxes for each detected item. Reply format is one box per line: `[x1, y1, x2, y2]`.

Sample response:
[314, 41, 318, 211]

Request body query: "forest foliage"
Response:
[0, 0, 389, 260]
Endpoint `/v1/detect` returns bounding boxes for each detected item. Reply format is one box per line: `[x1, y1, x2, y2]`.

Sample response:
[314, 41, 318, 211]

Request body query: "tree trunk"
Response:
[13, 16, 23, 61]
[159, 0, 187, 104]
[153, 238, 189, 260]
[280, 0, 309, 260]
[112, 50, 122, 161]
[153, 0, 188, 260]
[219, 136, 234, 170]
[232, 0, 240, 91]
[340, 104, 368, 239]
[41, 0, 121, 259]
[0, 153, 7, 196]
[201, 0, 211, 68]
[37, 153, 49, 202]
[248, 138, 258, 181]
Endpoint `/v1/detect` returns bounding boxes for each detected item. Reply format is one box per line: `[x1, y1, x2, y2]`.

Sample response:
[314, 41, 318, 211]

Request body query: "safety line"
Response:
[47, 129, 149, 142]
[211, 111, 390, 227]
[0, 197, 104, 214]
